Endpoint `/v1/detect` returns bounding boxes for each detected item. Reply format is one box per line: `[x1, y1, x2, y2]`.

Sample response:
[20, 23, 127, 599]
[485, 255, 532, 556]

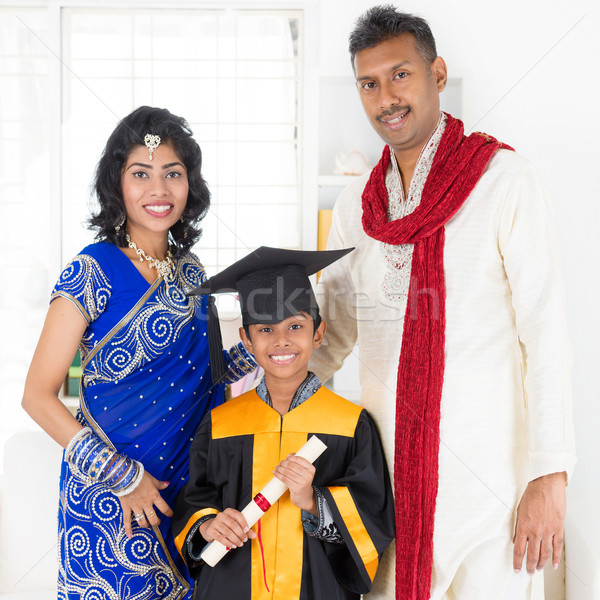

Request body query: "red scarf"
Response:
[361, 114, 512, 599]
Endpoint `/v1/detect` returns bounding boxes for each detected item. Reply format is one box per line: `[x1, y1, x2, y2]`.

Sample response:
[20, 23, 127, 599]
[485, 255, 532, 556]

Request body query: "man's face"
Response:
[354, 33, 447, 164]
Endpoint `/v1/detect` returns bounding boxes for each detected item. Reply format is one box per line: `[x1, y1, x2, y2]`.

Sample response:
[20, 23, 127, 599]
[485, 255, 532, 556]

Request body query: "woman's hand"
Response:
[273, 453, 317, 515]
[200, 508, 256, 548]
[118, 472, 172, 539]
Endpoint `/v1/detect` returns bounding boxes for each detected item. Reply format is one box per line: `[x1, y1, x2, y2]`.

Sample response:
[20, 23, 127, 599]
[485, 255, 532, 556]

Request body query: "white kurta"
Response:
[310, 139, 576, 599]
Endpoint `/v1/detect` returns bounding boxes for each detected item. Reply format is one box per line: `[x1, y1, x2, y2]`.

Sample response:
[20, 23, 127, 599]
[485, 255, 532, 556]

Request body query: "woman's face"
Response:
[120, 140, 189, 241]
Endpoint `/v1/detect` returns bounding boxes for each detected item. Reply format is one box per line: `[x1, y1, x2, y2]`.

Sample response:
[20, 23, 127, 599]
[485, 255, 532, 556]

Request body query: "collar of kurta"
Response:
[362, 112, 513, 600]
[256, 371, 321, 411]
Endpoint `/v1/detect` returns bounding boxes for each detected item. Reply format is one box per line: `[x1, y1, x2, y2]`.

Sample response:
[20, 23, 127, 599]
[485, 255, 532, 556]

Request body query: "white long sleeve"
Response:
[497, 154, 576, 482]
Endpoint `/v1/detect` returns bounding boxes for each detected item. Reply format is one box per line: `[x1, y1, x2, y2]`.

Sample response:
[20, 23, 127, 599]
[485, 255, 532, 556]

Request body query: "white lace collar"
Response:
[386, 112, 447, 219]
[379, 112, 447, 303]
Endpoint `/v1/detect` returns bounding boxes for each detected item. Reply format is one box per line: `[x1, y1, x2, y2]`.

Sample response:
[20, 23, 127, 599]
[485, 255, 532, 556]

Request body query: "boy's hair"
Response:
[348, 5, 437, 69]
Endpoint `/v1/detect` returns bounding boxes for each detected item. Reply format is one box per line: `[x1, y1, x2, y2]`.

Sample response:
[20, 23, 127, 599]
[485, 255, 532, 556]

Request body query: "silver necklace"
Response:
[125, 232, 175, 281]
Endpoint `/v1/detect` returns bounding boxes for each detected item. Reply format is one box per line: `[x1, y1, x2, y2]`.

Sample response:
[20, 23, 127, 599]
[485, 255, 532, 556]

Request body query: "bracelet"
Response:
[235, 343, 258, 370]
[105, 456, 130, 488]
[67, 431, 98, 481]
[80, 439, 105, 473]
[113, 460, 137, 490]
[226, 361, 247, 382]
[65, 427, 91, 459]
[223, 343, 258, 384]
[65, 428, 144, 496]
[70, 432, 97, 465]
[92, 448, 117, 481]
[112, 462, 145, 497]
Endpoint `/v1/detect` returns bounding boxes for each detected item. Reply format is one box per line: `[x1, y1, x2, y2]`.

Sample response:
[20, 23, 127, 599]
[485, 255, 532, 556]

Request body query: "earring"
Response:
[180, 216, 188, 239]
[115, 214, 126, 234]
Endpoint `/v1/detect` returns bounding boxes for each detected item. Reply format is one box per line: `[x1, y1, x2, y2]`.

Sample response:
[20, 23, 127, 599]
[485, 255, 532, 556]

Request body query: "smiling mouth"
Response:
[378, 108, 410, 125]
[269, 353, 298, 363]
[144, 204, 173, 214]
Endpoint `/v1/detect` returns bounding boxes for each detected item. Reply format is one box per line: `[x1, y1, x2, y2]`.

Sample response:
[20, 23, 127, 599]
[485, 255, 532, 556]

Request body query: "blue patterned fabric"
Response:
[53, 241, 226, 600]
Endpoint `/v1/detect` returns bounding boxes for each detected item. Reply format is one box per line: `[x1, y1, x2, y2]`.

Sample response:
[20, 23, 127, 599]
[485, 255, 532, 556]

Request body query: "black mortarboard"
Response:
[189, 246, 353, 384]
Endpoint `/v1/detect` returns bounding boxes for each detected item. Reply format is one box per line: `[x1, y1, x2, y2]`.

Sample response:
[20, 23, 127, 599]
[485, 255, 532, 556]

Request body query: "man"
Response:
[310, 6, 576, 600]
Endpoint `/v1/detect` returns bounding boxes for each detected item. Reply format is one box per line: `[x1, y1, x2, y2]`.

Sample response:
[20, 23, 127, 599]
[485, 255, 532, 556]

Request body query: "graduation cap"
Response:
[189, 246, 354, 383]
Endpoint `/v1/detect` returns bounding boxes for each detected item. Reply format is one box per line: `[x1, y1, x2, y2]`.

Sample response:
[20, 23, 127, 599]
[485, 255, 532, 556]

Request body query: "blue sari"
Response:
[52, 241, 226, 600]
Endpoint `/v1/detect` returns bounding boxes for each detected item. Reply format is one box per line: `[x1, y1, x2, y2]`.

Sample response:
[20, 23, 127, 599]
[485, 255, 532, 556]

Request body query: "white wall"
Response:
[314, 0, 600, 495]
[2, 0, 597, 494]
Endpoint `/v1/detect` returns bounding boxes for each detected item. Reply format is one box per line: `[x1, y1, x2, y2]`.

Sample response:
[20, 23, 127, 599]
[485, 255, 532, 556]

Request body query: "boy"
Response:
[172, 247, 395, 600]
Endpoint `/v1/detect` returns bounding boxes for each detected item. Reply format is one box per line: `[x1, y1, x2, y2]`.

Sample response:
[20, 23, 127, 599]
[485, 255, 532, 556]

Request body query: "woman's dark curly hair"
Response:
[89, 105, 209, 258]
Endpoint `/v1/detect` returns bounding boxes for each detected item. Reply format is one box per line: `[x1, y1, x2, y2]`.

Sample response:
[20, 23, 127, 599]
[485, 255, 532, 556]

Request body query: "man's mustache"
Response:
[377, 105, 410, 121]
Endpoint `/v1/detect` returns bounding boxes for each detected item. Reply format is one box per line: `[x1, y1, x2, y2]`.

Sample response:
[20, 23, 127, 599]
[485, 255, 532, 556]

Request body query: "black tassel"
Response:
[207, 295, 227, 384]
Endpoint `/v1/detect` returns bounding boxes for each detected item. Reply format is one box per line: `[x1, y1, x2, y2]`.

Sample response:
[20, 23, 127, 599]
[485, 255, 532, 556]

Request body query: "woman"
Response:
[22, 106, 256, 600]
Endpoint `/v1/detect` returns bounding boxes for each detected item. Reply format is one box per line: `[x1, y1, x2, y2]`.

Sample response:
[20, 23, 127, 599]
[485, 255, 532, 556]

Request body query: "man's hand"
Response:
[513, 471, 566, 574]
[273, 453, 317, 514]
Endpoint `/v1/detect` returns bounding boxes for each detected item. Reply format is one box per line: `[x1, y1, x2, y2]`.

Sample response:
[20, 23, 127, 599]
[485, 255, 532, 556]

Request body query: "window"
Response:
[0, 4, 304, 449]
[0, 7, 52, 282]
[61, 8, 303, 274]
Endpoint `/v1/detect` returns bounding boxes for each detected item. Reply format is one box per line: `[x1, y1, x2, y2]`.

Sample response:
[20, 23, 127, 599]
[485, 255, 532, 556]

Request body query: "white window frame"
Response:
[0, 0, 320, 278]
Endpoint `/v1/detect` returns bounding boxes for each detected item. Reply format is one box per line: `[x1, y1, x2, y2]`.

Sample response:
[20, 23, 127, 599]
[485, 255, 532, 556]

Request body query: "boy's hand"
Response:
[200, 508, 256, 548]
[273, 453, 317, 515]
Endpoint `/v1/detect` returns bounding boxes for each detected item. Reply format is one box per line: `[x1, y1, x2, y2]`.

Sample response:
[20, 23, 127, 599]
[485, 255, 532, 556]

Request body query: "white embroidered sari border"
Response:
[81, 277, 162, 371]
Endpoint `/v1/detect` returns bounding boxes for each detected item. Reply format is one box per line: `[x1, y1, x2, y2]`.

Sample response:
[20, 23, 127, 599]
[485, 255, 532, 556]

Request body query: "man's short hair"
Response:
[349, 5, 437, 69]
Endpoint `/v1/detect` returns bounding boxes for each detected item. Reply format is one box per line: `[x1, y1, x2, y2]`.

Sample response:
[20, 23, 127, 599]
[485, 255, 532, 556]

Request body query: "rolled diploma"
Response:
[201, 434, 327, 567]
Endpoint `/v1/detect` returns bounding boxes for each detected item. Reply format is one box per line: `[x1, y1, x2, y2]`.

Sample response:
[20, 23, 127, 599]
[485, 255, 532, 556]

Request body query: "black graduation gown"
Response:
[172, 386, 395, 600]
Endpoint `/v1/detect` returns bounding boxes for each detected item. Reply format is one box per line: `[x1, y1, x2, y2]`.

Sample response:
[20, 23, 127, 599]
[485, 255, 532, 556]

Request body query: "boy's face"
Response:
[239, 312, 326, 384]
